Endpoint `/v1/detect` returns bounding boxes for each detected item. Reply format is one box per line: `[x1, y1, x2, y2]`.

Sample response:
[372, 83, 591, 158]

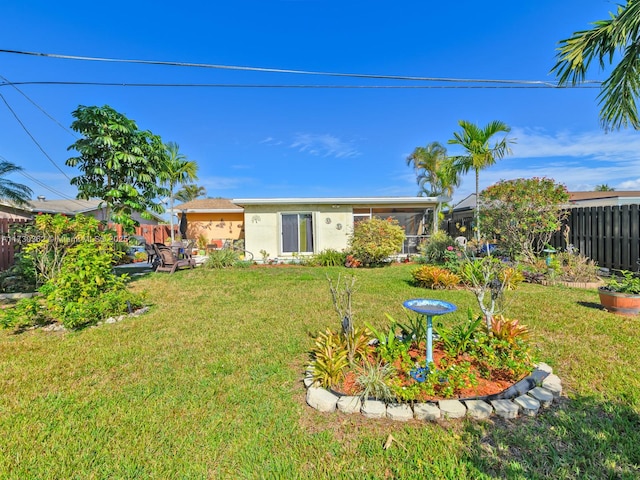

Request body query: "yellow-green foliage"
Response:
[310, 328, 349, 388]
[412, 265, 461, 289]
[487, 315, 530, 344]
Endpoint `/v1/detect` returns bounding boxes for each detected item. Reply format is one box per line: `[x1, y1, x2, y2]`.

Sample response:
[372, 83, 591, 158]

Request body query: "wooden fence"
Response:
[0, 218, 31, 271]
[550, 205, 640, 272]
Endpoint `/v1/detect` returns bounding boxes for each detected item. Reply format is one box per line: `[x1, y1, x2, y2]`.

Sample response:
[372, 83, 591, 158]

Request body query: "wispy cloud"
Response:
[509, 127, 640, 162]
[260, 137, 283, 146]
[290, 133, 360, 159]
[447, 127, 640, 199]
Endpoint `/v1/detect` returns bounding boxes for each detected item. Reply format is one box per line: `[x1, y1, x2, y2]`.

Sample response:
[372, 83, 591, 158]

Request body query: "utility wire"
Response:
[0, 48, 602, 87]
[0, 74, 77, 138]
[0, 92, 73, 181]
[0, 80, 600, 89]
[0, 153, 81, 203]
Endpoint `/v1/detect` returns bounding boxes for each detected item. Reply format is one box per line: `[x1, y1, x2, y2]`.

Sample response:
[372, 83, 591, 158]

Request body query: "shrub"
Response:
[348, 217, 405, 267]
[2, 214, 146, 331]
[412, 265, 461, 289]
[313, 249, 347, 267]
[419, 230, 456, 265]
[0, 297, 47, 329]
[203, 249, 241, 269]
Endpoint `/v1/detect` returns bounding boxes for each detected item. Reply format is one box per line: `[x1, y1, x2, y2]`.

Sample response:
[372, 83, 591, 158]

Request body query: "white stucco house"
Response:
[232, 196, 446, 259]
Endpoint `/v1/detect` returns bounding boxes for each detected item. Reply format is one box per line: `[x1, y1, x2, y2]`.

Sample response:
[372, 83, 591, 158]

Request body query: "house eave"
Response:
[232, 196, 446, 206]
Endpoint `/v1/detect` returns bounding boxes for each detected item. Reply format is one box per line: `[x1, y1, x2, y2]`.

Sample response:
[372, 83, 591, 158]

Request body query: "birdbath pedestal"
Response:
[403, 298, 457, 382]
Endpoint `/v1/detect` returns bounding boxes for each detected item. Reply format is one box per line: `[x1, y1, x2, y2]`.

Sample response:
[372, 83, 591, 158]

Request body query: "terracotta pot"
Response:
[598, 287, 640, 316]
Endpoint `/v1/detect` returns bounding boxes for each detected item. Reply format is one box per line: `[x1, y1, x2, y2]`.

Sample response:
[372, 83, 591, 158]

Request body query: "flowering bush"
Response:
[348, 217, 405, 266]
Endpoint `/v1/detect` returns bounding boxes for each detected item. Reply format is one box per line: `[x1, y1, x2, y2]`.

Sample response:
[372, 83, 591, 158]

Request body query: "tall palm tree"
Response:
[448, 120, 513, 242]
[595, 184, 615, 191]
[175, 184, 206, 203]
[164, 142, 198, 242]
[0, 161, 32, 206]
[552, 1, 640, 130]
[407, 142, 460, 232]
[406, 142, 459, 197]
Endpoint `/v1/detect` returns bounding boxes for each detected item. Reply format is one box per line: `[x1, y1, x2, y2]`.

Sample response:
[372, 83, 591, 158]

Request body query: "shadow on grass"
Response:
[462, 395, 640, 479]
[577, 301, 606, 311]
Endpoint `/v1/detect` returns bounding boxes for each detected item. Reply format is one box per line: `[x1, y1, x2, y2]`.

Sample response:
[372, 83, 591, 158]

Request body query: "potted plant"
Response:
[598, 270, 640, 316]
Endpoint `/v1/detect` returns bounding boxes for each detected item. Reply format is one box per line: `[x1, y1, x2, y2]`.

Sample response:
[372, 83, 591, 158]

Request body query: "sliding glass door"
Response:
[281, 213, 314, 253]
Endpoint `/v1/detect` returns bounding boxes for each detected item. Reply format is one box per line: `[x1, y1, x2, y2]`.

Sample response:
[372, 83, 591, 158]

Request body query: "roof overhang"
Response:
[232, 196, 448, 207]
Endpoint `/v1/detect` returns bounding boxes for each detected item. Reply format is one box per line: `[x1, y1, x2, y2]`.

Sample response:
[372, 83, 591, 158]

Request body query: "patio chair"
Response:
[144, 243, 158, 268]
[153, 243, 196, 274]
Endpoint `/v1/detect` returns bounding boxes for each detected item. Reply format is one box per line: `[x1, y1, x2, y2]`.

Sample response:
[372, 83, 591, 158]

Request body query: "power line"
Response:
[0, 154, 81, 203]
[0, 80, 600, 89]
[0, 48, 602, 87]
[0, 74, 77, 138]
[0, 92, 73, 181]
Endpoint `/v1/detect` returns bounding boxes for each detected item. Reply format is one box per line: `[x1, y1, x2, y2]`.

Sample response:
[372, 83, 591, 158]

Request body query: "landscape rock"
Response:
[306, 387, 338, 413]
[413, 403, 440, 421]
[528, 386, 554, 407]
[464, 400, 493, 420]
[490, 399, 520, 419]
[361, 400, 386, 419]
[513, 394, 540, 416]
[439, 400, 466, 419]
[386, 403, 413, 422]
[337, 396, 362, 414]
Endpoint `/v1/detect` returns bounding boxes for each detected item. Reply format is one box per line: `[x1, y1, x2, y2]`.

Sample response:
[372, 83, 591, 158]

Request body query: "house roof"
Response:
[174, 198, 243, 213]
[28, 198, 107, 215]
[0, 198, 165, 222]
[452, 194, 476, 212]
[568, 191, 640, 202]
[232, 196, 446, 206]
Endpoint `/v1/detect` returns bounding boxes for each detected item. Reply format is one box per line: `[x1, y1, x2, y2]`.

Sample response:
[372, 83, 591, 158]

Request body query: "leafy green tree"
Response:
[406, 142, 459, 197]
[480, 177, 570, 262]
[448, 120, 514, 242]
[552, 1, 640, 130]
[164, 142, 198, 242]
[595, 184, 615, 191]
[175, 184, 206, 203]
[348, 217, 405, 266]
[0, 161, 32, 206]
[66, 105, 170, 232]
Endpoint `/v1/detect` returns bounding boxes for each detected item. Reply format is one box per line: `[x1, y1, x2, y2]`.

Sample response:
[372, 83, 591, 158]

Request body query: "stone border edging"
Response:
[304, 363, 562, 421]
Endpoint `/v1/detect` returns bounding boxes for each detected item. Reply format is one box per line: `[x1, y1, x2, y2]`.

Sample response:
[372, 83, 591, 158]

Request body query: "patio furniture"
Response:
[153, 243, 196, 274]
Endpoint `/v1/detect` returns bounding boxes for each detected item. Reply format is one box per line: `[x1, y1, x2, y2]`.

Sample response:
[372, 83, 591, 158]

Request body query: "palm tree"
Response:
[164, 142, 198, 242]
[0, 161, 32, 206]
[407, 142, 460, 232]
[448, 120, 513, 242]
[175, 184, 206, 203]
[406, 142, 460, 197]
[595, 184, 615, 191]
[552, 1, 640, 130]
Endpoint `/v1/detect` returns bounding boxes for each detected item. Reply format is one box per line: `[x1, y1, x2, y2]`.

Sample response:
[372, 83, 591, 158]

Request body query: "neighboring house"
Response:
[173, 198, 244, 247]
[567, 191, 640, 207]
[233, 196, 444, 258]
[0, 196, 163, 224]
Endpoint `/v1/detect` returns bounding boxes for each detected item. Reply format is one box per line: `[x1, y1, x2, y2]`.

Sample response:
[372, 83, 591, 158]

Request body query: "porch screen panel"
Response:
[282, 214, 299, 252]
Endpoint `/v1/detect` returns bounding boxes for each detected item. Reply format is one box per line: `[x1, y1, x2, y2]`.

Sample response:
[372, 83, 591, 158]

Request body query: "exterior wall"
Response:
[180, 212, 245, 246]
[242, 204, 353, 258]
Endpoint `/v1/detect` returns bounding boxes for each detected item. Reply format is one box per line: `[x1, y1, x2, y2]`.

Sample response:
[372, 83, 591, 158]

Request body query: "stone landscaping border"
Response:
[304, 363, 561, 421]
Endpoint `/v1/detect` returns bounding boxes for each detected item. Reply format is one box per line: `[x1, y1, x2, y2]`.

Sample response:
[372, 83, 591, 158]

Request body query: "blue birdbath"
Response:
[403, 298, 457, 382]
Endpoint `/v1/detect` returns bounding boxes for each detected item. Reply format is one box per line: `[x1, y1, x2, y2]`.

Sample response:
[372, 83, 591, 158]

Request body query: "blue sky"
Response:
[1, 0, 638, 209]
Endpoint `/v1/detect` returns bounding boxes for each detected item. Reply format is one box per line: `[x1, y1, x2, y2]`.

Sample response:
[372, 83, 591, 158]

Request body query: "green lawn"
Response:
[1, 264, 638, 479]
